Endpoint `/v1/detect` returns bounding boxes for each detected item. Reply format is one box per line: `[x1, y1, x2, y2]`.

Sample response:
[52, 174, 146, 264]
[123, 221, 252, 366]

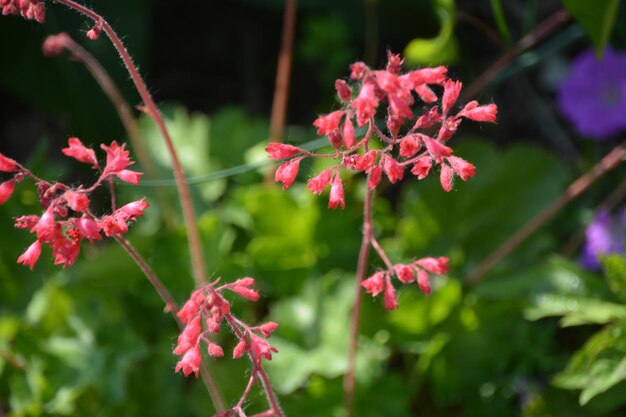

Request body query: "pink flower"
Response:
[446, 156, 475, 181]
[229, 285, 259, 301]
[342, 118, 356, 148]
[437, 117, 462, 142]
[368, 165, 383, 190]
[115, 169, 143, 184]
[0, 153, 19, 172]
[442, 79, 462, 114]
[350, 62, 369, 80]
[375, 70, 400, 94]
[355, 150, 377, 173]
[73, 217, 102, 241]
[255, 321, 279, 338]
[313, 110, 345, 136]
[62, 138, 98, 168]
[63, 190, 90, 212]
[388, 93, 414, 122]
[410, 157, 432, 180]
[250, 333, 278, 364]
[399, 135, 421, 158]
[417, 269, 432, 295]
[307, 168, 333, 195]
[459, 102, 498, 123]
[17, 240, 41, 270]
[383, 277, 398, 310]
[419, 134, 453, 163]
[35, 206, 57, 242]
[207, 342, 224, 358]
[335, 79, 352, 102]
[50, 232, 81, 268]
[387, 116, 400, 138]
[413, 106, 441, 129]
[233, 338, 248, 359]
[395, 264, 414, 283]
[440, 164, 454, 192]
[0, 179, 16, 205]
[177, 298, 200, 324]
[382, 156, 404, 184]
[266, 143, 305, 160]
[351, 81, 378, 126]
[328, 174, 345, 209]
[175, 344, 201, 378]
[408, 66, 447, 85]
[101, 141, 133, 174]
[116, 198, 149, 221]
[414, 84, 437, 104]
[274, 157, 303, 190]
[416, 257, 450, 274]
[361, 271, 385, 296]
[174, 316, 202, 355]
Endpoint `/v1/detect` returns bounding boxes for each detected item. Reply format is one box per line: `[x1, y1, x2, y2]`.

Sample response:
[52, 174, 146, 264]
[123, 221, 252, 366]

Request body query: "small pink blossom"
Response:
[335, 79, 352, 102]
[368, 165, 382, 190]
[229, 285, 259, 301]
[307, 168, 333, 195]
[328, 174, 345, 209]
[442, 79, 462, 114]
[382, 156, 404, 184]
[177, 298, 200, 324]
[116, 169, 143, 184]
[63, 190, 90, 212]
[459, 102, 498, 123]
[399, 135, 421, 158]
[419, 134, 453, 163]
[250, 333, 278, 364]
[408, 66, 447, 85]
[413, 106, 441, 129]
[116, 198, 149, 222]
[350, 62, 369, 80]
[387, 116, 400, 138]
[265, 143, 305, 160]
[416, 257, 450, 274]
[383, 278, 398, 310]
[446, 156, 475, 181]
[352, 81, 378, 126]
[417, 269, 432, 295]
[375, 70, 400, 94]
[174, 316, 202, 355]
[395, 264, 414, 283]
[256, 322, 279, 338]
[440, 164, 454, 192]
[274, 157, 303, 190]
[361, 271, 385, 297]
[0, 153, 19, 172]
[101, 141, 133, 174]
[414, 84, 437, 104]
[313, 110, 345, 136]
[207, 342, 224, 358]
[17, 240, 41, 270]
[0, 179, 16, 205]
[355, 150, 377, 173]
[175, 344, 201, 378]
[73, 217, 102, 242]
[35, 206, 57, 242]
[342, 118, 356, 148]
[62, 138, 98, 168]
[233, 338, 248, 359]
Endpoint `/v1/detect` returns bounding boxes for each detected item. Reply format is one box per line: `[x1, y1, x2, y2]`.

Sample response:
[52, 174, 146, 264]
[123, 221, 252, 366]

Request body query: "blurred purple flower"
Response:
[581, 209, 625, 270]
[557, 48, 626, 140]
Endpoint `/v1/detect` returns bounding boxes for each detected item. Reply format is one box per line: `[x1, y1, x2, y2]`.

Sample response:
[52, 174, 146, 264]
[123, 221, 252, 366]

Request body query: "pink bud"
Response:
[383, 278, 398, 310]
[36, 206, 57, 242]
[17, 240, 42, 270]
[313, 110, 345, 136]
[328, 174, 345, 210]
[375, 70, 400, 94]
[355, 150, 377, 173]
[350, 62, 369, 80]
[387, 116, 400, 138]
[409, 66, 447, 85]
[250, 333, 278, 364]
[328, 130, 343, 150]
[274, 157, 303, 190]
[0, 179, 16, 205]
[307, 168, 333, 195]
[446, 156, 475, 181]
[440, 163, 454, 192]
[416, 257, 450, 274]
[233, 338, 248, 359]
[385, 52, 404, 74]
[352, 81, 379, 127]
[234, 277, 255, 287]
[177, 298, 199, 324]
[42, 33, 69, 57]
[399, 135, 421, 158]
[62, 137, 98, 168]
[256, 321, 279, 338]
[74, 217, 102, 241]
[335, 79, 352, 102]
[417, 269, 432, 295]
[414, 84, 437, 104]
[413, 106, 441, 130]
[265, 143, 305, 160]
[460, 103, 498, 123]
[368, 165, 382, 190]
[229, 286, 259, 301]
[116, 169, 143, 184]
[116, 198, 149, 221]
[442, 79, 462, 114]
[174, 316, 202, 355]
[395, 264, 414, 284]
[382, 156, 404, 184]
[207, 342, 224, 358]
[0, 153, 19, 172]
[64, 190, 89, 212]
[342, 118, 356, 148]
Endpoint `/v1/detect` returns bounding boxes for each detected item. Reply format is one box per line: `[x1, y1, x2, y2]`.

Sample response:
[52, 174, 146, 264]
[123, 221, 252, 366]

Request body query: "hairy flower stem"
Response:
[344, 175, 374, 417]
[114, 235, 227, 412]
[52, 0, 208, 287]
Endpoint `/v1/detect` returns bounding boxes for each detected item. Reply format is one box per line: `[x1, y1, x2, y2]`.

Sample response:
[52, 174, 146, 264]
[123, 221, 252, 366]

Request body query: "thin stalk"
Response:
[469, 141, 626, 284]
[114, 235, 227, 412]
[53, 0, 208, 287]
[344, 175, 374, 417]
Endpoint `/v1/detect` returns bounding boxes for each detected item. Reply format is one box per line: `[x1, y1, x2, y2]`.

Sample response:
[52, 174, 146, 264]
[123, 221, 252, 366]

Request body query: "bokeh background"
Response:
[2, 0, 626, 416]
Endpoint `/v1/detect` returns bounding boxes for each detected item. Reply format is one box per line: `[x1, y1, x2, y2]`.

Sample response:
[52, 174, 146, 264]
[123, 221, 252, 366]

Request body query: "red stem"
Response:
[52, 0, 208, 288]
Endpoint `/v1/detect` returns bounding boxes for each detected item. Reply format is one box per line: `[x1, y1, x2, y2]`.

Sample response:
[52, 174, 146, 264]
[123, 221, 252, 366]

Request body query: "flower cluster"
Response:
[266, 52, 497, 208]
[0, 138, 147, 269]
[361, 257, 450, 310]
[174, 278, 279, 378]
[1, 0, 45, 23]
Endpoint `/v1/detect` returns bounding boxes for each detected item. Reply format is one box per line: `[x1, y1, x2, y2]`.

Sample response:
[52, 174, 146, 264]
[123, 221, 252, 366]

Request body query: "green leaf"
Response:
[553, 322, 626, 405]
[562, 0, 621, 55]
[489, 0, 511, 44]
[525, 294, 626, 326]
[601, 254, 626, 302]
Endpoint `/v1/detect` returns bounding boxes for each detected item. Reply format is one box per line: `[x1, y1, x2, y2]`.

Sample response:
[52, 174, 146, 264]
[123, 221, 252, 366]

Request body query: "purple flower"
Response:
[557, 48, 626, 140]
[581, 210, 625, 270]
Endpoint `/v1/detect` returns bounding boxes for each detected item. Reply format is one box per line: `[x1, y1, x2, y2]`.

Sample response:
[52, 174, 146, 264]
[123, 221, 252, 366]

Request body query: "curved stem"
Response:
[370, 235, 394, 270]
[53, 0, 207, 287]
[344, 175, 374, 417]
[469, 141, 626, 284]
[114, 235, 227, 412]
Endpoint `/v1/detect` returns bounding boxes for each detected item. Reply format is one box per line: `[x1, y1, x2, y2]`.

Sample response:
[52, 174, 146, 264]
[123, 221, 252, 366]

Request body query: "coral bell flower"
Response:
[266, 143, 304, 160]
[62, 138, 98, 168]
[0, 180, 16, 205]
[275, 157, 303, 190]
[313, 110, 345, 136]
[175, 344, 201, 378]
[328, 174, 345, 209]
[17, 240, 42, 270]
[0, 153, 19, 172]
